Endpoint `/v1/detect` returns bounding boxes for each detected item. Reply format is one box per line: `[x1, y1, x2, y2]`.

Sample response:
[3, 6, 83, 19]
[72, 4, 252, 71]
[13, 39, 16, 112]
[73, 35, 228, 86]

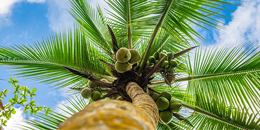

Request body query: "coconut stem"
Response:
[137, 0, 173, 73]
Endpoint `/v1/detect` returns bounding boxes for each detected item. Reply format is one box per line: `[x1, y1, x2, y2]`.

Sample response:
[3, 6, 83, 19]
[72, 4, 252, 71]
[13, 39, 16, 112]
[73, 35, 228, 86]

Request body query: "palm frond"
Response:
[177, 44, 260, 129]
[154, 0, 237, 43]
[69, 0, 114, 55]
[106, 0, 157, 48]
[185, 103, 260, 129]
[0, 27, 111, 89]
[19, 96, 88, 130]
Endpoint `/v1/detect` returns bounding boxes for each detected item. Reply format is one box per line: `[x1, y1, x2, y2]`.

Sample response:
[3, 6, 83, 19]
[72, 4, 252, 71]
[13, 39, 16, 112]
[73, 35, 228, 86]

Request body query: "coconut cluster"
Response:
[148, 50, 178, 70]
[150, 91, 182, 124]
[115, 47, 141, 73]
[148, 50, 178, 84]
[80, 79, 109, 101]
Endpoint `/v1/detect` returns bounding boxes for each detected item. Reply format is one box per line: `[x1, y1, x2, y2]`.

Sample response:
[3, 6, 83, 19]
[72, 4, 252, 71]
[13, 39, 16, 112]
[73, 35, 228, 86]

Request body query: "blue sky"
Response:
[0, 0, 260, 129]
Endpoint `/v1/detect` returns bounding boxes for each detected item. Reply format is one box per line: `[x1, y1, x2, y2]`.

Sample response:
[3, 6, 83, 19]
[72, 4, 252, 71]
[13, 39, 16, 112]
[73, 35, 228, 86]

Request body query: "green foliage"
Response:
[19, 96, 88, 130]
[0, 77, 52, 127]
[0, 0, 258, 129]
[182, 44, 260, 129]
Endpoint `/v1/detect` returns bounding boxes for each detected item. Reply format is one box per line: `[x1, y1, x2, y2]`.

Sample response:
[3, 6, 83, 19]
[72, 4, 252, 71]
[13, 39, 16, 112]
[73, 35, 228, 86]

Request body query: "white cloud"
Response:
[27, 0, 46, 3]
[0, 0, 47, 29]
[89, 0, 111, 16]
[45, 0, 74, 32]
[0, 0, 22, 29]
[45, 0, 113, 32]
[0, 0, 22, 16]
[2, 107, 29, 130]
[214, 0, 260, 46]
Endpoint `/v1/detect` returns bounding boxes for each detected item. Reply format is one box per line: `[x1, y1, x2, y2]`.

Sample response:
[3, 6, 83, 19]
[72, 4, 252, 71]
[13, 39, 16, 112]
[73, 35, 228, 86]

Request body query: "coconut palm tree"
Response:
[0, 0, 259, 129]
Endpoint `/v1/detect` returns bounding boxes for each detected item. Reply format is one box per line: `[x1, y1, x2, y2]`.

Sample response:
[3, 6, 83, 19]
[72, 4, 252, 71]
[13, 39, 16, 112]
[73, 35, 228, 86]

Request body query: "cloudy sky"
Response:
[0, 0, 260, 129]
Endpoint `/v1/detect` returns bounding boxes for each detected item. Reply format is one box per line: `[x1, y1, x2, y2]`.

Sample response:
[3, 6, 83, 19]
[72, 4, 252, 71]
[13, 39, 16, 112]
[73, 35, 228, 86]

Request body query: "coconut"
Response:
[128, 49, 141, 64]
[81, 88, 92, 99]
[169, 98, 182, 113]
[91, 91, 101, 101]
[160, 110, 173, 124]
[116, 47, 131, 63]
[156, 97, 169, 110]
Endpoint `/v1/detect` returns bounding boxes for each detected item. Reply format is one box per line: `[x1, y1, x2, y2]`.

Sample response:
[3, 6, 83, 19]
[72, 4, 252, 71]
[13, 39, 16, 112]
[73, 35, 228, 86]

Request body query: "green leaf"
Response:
[48, 110, 52, 114]
[30, 88, 37, 93]
[45, 111, 48, 116]
[19, 86, 25, 90]
[11, 109, 16, 114]
[14, 94, 18, 100]
[14, 78, 19, 83]
[6, 115, 10, 120]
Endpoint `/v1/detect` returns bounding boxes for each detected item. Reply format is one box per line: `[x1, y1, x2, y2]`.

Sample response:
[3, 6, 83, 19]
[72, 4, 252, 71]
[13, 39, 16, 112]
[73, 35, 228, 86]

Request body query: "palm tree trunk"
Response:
[58, 82, 159, 130]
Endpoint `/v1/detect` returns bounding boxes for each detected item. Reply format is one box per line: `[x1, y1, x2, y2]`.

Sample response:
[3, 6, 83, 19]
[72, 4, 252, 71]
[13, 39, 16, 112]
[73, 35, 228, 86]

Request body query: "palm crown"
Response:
[0, 0, 259, 129]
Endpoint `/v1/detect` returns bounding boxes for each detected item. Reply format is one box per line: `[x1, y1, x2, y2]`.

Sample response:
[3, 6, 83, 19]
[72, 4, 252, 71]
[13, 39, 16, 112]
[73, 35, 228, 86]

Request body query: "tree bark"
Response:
[58, 82, 159, 130]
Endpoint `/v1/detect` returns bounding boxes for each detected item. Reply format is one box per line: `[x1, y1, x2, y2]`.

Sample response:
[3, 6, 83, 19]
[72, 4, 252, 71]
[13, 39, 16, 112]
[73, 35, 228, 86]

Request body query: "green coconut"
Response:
[170, 59, 178, 68]
[160, 110, 173, 124]
[80, 88, 92, 99]
[167, 52, 172, 60]
[115, 61, 131, 73]
[148, 56, 156, 63]
[91, 91, 101, 101]
[155, 60, 158, 64]
[159, 52, 167, 59]
[156, 97, 169, 110]
[169, 98, 182, 113]
[150, 92, 159, 101]
[161, 61, 169, 68]
[116, 47, 131, 63]
[88, 80, 97, 88]
[128, 49, 141, 64]
[154, 52, 159, 60]
[166, 75, 175, 84]
[159, 92, 172, 101]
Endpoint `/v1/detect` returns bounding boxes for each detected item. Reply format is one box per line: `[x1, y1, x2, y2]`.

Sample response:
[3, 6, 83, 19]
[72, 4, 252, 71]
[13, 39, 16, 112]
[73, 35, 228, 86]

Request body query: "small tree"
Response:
[0, 78, 52, 129]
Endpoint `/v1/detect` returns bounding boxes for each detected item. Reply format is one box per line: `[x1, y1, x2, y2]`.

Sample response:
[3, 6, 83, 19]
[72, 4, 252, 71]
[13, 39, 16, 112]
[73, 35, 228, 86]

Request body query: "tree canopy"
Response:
[0, 0, 259, 129]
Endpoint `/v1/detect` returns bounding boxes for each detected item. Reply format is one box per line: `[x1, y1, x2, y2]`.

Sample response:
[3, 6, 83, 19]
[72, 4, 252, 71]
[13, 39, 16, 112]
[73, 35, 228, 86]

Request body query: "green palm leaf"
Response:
[0, 27, 111, 89]
[69, 0, 114, 55]
[175, 44, 260, 129]
[155, 0, 237, 42]
[19, 96, 88, 130]
[106, 0, 157, 48]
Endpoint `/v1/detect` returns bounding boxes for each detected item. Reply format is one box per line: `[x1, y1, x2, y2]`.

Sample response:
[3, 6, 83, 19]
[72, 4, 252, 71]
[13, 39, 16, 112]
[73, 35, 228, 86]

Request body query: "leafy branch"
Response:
[0, 77, 52, 127]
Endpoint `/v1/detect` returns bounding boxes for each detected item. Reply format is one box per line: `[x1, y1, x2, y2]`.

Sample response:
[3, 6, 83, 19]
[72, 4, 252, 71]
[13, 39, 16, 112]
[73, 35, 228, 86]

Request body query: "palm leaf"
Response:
[69, 0, 114, 55]
[176, 44, 260, 129]
[106, 0, 157, 48]
[154, 0, 237, 43]
[0, 27, 111, 89]
[19, 96, 88, 130]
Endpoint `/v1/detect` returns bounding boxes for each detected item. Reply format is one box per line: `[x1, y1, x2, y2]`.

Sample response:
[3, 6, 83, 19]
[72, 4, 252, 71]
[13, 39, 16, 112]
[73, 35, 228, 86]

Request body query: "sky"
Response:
[0, 0, 260, 129]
